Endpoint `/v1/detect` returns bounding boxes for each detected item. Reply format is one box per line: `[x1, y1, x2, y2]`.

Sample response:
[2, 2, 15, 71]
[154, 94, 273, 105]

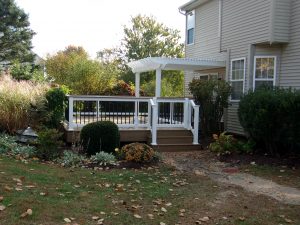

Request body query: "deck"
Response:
[64, 95, 201, 151]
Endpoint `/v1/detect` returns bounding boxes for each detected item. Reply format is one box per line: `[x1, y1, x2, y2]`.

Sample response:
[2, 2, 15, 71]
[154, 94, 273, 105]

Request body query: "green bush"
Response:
[10, 61, 33, 81]
[238, 87, 300, 155]
[45, 87, 68, 128]
[59, 151, 86, 167]
[119, 143, 155, 163]
[209, 132, 255, 155]
[0, 133, 17, 154]
[90, 151, 116, 165]
[0, 133, 36, 159]
[189, 79, 231, 136]
[80, 121, 120, 155]
[209, 132, 237, 155]
[36, 129, 63, 160]
[11, 145, 36, 159]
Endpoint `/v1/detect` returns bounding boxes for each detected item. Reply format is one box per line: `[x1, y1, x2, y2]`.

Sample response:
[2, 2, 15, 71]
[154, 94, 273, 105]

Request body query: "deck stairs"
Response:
[148, 129, 202, 152]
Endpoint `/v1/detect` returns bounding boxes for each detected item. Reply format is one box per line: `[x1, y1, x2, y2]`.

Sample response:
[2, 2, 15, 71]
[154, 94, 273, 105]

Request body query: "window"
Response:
[253, 56, 276, 89]
[230, 58, 245, 100]
[186, 10, 195, 45]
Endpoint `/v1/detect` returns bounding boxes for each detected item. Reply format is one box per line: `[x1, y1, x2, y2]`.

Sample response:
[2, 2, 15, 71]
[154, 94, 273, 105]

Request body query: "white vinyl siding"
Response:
[185, 0, 226, 60]
[253, 56, 276, 89]
[230, 58, 245, 100]
[279, 0, 300, 89]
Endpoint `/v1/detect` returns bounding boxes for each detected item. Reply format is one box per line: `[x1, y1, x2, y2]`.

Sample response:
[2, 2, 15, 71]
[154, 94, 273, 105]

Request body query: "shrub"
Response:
[36, 129, 63, 160]
[0, 75, 49, 133]
[0, 133, 36, 159]
[11, 145, 36, 159]
[238, 87, 300, 155]
[189, 79, 231, 137]
[10, 61, 33, 81]
[120, 143, 155, 163]
[90, 151, 116, 165]
[209, 132, 255, 155]
[209, 132, 237, 155]
[59, 151, 86, 167]
[105, 80, 135, 96]
[45, 86, 69, 128]
[0, 133, 18, 154]
[80, 121, 120, 155]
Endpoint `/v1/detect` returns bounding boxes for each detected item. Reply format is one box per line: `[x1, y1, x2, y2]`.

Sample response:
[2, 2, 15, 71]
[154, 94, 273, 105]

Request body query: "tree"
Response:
[0, 0, 35, 63]
[46, 46, 116, 95]
[97, 15, 184, 97]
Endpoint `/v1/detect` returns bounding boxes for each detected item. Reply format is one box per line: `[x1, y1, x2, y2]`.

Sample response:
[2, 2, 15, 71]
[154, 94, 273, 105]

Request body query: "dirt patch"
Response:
[162, 150, 300, 205]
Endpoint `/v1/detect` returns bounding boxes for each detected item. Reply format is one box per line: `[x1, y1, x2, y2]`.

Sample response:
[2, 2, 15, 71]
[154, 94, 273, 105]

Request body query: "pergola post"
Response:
[135, 72, 140, 97]
[155, 68, 162, 97]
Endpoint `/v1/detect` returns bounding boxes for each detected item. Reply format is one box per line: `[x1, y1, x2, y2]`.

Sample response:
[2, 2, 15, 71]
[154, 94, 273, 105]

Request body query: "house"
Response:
[65, 0, 299, 150]
[179, 0, 300, 135]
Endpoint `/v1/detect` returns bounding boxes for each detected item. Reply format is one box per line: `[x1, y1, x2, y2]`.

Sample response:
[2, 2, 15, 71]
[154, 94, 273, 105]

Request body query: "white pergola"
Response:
[127, 57, 226, 97]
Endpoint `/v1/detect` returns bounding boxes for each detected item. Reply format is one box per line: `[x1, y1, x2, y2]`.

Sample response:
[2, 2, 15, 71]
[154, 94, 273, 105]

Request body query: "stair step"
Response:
[151, 144, 202, 152]
[156, 129, 192, 137]
[156, 136, 193, 144]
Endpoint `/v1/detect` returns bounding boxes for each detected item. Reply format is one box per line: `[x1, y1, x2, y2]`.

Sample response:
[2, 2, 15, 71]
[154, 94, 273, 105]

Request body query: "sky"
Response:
[15, 0, 187, 59]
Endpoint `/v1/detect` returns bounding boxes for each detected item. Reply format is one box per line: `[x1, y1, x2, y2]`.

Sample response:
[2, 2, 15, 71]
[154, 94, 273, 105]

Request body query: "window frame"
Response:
[230, 57, 246, 102]
[186, 10, 195, 45]
[253, 56, 277, 90]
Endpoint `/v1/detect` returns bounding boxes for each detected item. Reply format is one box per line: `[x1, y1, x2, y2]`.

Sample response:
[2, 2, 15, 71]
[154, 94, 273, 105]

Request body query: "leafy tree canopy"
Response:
[0, 0, 35, 63]
[97, 15, 184, 97]
[46, 46, 116, 95]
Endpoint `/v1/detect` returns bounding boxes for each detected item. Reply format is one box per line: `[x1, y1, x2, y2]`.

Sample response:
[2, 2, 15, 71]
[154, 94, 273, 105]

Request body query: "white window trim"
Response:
[253, 56, 277, 90]
[230, 57, 246, 102]
[186, 10, 195, 46]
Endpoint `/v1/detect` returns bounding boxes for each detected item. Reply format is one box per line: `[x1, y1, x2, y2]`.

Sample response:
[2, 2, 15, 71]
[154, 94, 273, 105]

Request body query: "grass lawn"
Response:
[240, 164, 300, 189]
[0, 156, 299, 225]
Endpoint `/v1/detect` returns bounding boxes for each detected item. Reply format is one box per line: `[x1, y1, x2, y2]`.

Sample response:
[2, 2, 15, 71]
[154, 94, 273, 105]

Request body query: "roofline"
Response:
[179, 0, 210, 12]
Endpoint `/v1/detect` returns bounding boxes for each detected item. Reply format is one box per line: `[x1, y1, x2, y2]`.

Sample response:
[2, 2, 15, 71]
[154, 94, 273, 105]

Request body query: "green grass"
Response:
[0, 156, 299, 225]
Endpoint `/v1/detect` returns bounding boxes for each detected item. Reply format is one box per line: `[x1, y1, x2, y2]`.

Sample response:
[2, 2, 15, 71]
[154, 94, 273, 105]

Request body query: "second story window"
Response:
[186, 10, 195, 45]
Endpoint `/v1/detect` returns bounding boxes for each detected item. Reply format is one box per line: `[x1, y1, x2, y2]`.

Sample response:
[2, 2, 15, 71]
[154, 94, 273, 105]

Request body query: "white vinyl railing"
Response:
[67, 95, 200, 145]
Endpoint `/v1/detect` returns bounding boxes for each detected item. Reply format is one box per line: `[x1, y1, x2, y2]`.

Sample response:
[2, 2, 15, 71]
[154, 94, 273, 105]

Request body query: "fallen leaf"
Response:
[160, 222, 166, 225]
[134, 214, 142, 219]
[26, 209, 33, 215]
[64, 218, 72, 223]
[0, 205, 6, 211]
[92, 216, 99, 220]
[4, 186, 13, 191]
[199, 216, 210, 222]
[239, 217, 245, 221]
[161, 207, 167, 212]
[147, 214, 154, 219]
[284, 218, 293, 223]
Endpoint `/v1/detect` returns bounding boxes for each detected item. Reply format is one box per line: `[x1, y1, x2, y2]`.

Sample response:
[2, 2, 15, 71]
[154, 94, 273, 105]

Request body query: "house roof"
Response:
[127, 57, 226, 73]
[179, 0, 210, 12]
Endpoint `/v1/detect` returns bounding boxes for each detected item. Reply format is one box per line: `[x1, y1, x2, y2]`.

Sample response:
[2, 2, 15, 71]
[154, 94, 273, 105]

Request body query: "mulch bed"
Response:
[219, 153, 300, 168]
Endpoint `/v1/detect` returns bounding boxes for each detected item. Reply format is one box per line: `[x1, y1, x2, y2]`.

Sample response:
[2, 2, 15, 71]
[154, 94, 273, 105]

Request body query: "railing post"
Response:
[68, 96, 74, 130]
[134, 99, 139, 128]
[183, 98, 189, 128]
[148, 100, 151, 129]
[151, 98, 158, 145]
[193, 105, 200, 145]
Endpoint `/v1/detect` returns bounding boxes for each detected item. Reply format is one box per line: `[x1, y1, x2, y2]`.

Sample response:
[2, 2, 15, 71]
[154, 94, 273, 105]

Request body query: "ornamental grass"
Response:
[0, 75, 49, 133]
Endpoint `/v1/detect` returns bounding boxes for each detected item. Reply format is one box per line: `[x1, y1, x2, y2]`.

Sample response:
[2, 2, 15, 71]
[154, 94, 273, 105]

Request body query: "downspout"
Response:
[219, 0, 224, 53]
